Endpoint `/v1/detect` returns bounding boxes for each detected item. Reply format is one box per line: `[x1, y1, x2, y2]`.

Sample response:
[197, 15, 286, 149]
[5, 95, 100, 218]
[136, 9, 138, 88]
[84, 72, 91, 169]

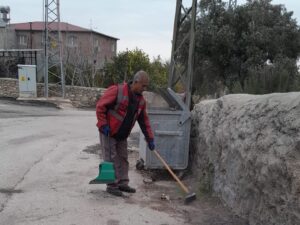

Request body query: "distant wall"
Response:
[0, 78, 105, 107]
[0, 78, 19, 98]
[0, 78, 170, 108]
[0, 27, 15, 49]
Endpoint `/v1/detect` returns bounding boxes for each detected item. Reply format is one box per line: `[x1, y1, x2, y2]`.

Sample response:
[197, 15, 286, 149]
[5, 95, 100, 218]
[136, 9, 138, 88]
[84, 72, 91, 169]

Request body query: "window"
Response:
[19, 35, 27, 46]
[94, 39, 101, 53]
[95, 39, 99, 47]
[111, 43, 115, 52]
[68, 35, 77, 47]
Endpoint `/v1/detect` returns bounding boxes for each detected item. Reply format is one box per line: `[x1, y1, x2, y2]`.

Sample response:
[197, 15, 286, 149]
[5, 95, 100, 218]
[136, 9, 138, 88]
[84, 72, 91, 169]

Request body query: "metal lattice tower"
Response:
[169, 0, 237, 108]
[168, 0, 198, 109]
[44, 0, 65, 98]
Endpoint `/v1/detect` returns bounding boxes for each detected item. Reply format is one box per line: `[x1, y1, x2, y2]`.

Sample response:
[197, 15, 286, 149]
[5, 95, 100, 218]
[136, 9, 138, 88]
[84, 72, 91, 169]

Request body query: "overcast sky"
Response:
[1, 0, 300, 61]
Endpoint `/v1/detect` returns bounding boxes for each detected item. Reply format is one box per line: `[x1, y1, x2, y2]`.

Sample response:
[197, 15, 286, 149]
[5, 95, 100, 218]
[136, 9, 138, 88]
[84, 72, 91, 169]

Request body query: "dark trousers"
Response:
[99, 133, 129, 187]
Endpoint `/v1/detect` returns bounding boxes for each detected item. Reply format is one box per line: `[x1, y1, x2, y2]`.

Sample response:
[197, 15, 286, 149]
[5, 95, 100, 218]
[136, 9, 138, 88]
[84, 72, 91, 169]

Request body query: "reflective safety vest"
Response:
[96, 82, 153, 141]
[107, 83, 146, 136]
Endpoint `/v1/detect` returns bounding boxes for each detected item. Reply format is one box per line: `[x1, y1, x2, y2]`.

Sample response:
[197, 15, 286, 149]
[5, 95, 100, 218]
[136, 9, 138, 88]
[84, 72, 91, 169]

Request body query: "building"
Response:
[0, 21, 118, 81]
[0, 6, 10, 28]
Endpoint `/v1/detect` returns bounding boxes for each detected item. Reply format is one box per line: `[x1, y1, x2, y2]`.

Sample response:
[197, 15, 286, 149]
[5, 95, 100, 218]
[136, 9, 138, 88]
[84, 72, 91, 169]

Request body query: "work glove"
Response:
[100, 124, 110, 136]
[148, 140, 155, 151]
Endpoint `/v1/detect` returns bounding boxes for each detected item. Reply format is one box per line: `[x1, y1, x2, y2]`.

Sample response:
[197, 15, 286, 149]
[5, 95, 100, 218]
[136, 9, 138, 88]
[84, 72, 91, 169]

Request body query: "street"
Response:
[0, 98, 189, 225]
[0, 98, 246, 225]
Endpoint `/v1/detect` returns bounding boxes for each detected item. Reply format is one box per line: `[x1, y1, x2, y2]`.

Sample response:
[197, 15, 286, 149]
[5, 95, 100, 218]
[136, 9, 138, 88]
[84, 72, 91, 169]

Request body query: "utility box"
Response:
[138, 88, 191, 170]
[18, 65, 37, 98]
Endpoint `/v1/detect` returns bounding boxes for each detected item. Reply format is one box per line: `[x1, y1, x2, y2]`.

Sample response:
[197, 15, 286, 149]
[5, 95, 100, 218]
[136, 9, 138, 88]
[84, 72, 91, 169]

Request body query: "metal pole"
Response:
[57, 0, 65, 97]
[186, 0, 197, 109]
[44, 0, 48, 98]
[44, 0, 65, 98]
[168, 0, 182, 88]
[168, 0, 198, 108]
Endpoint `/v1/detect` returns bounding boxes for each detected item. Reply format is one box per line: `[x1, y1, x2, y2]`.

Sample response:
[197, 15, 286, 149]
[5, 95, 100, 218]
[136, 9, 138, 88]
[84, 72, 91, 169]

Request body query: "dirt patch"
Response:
[107, 219, 120, 225]
[128, 132, 140, 148]
[84, 132, 248, 224]
[83, 144, 101, 156]
[124, 180, 191, 223]
[0, 188, 23, 195]
[128, 178, 247, 225]
[137, 169, 180, 182]
[129, 151, 248, 225]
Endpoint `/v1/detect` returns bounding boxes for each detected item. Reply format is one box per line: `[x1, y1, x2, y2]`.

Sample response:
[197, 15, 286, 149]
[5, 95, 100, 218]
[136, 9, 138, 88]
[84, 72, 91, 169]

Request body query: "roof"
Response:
[9, 21, 119, 40]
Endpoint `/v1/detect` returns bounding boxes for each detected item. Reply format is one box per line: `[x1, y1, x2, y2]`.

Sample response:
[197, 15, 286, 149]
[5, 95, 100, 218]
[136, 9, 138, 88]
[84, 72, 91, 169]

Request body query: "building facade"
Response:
[0, 21, 118, 81]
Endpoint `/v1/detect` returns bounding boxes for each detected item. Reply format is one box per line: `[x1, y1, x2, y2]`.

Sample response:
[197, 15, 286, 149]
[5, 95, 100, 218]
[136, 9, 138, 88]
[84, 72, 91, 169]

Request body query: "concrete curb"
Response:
[17, 97, 74, 109]
[0, 96, 68, 109]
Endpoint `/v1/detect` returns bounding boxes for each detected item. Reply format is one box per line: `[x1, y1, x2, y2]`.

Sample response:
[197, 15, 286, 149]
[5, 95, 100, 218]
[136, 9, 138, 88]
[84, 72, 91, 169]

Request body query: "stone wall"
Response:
[64, 85, 105, 107]
[0, 78, 19, 98]
[35, 84, 105, 107]
[0, 78, 170, 108]
[0, 78, 105, 107]
[190, 93, 300, 225]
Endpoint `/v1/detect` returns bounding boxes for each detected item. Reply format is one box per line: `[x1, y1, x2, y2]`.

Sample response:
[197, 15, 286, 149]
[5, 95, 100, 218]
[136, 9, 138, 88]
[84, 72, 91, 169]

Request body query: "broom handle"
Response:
[153, 150, 189, 193]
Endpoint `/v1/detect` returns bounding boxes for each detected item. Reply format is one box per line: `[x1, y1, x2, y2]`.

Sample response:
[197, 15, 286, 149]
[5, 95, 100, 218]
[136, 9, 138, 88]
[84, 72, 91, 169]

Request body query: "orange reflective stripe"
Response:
[115, 84, 129, 111]
[117, 84, 123, 104]
[109, 109, 123, 121]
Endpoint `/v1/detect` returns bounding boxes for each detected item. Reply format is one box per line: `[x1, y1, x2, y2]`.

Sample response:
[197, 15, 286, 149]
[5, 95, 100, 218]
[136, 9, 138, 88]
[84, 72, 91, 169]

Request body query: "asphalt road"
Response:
[0, 99, 189, 225]
[0, 98, 247, 225]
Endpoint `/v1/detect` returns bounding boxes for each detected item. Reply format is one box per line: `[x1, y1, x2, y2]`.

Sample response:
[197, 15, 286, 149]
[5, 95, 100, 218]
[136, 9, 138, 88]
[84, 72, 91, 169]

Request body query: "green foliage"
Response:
[149, 56, 168, 89]
[101, 48, 168, 90]
[101, 48, 150, 86]
[244, 56, 300, 94]
[184, 0, 300, 96]
[231, 81, 243, 93]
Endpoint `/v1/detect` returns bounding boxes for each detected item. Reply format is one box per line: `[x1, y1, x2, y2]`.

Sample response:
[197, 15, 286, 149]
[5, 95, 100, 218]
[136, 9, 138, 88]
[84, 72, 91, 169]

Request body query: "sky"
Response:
[1, 0, 300, 61]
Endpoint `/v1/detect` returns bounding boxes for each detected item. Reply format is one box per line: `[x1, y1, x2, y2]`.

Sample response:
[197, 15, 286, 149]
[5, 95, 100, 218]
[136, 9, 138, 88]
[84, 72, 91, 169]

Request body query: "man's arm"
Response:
[137, 104, 154, 143]
[96, 85, 118, 129]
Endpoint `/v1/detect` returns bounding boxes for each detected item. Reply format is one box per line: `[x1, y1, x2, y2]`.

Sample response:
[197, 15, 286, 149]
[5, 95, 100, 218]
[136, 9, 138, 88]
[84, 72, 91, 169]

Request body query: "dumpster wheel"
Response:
[136, 158, 145, 170]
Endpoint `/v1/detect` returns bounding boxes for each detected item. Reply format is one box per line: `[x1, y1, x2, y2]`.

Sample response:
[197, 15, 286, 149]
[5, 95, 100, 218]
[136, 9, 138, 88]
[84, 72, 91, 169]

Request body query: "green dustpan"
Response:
[89, 161, 116, 184]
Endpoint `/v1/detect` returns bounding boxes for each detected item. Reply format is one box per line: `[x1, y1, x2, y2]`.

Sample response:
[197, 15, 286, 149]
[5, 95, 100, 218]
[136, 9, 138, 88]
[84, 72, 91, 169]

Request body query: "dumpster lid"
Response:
[157, 88, 189, 111]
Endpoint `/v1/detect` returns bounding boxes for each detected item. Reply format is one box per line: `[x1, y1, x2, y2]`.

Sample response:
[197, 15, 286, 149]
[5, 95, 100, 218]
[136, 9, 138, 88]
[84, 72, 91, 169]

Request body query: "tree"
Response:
[148, 56, 168, 89]
[63, 40, 100, 87]
[181, 0, 300, 96]
[101, 48, 168, 90]
[244, 56, 300, 94]
[101, 48, 151, 87]
[230, 0, 300, 92]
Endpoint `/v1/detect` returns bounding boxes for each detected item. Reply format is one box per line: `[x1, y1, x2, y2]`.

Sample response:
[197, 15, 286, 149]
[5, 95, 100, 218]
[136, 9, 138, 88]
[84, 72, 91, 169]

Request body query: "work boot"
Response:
[118, 185, 136, 193]
[106, 186, 123, 197]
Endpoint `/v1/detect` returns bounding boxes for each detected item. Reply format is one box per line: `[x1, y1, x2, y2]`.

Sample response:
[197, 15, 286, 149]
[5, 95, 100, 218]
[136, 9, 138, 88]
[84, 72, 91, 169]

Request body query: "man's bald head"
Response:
[133, 70, 149, 82]
[131, 70, 149, 94]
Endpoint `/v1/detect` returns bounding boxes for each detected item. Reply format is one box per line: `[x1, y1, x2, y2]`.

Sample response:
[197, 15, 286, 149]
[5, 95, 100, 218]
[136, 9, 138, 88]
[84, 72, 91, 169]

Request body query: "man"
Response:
[96, 70, 155, 196]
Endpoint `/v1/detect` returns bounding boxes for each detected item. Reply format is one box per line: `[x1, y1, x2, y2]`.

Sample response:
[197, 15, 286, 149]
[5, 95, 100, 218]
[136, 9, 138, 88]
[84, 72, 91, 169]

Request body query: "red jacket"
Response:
[96, 82, 154, 141]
